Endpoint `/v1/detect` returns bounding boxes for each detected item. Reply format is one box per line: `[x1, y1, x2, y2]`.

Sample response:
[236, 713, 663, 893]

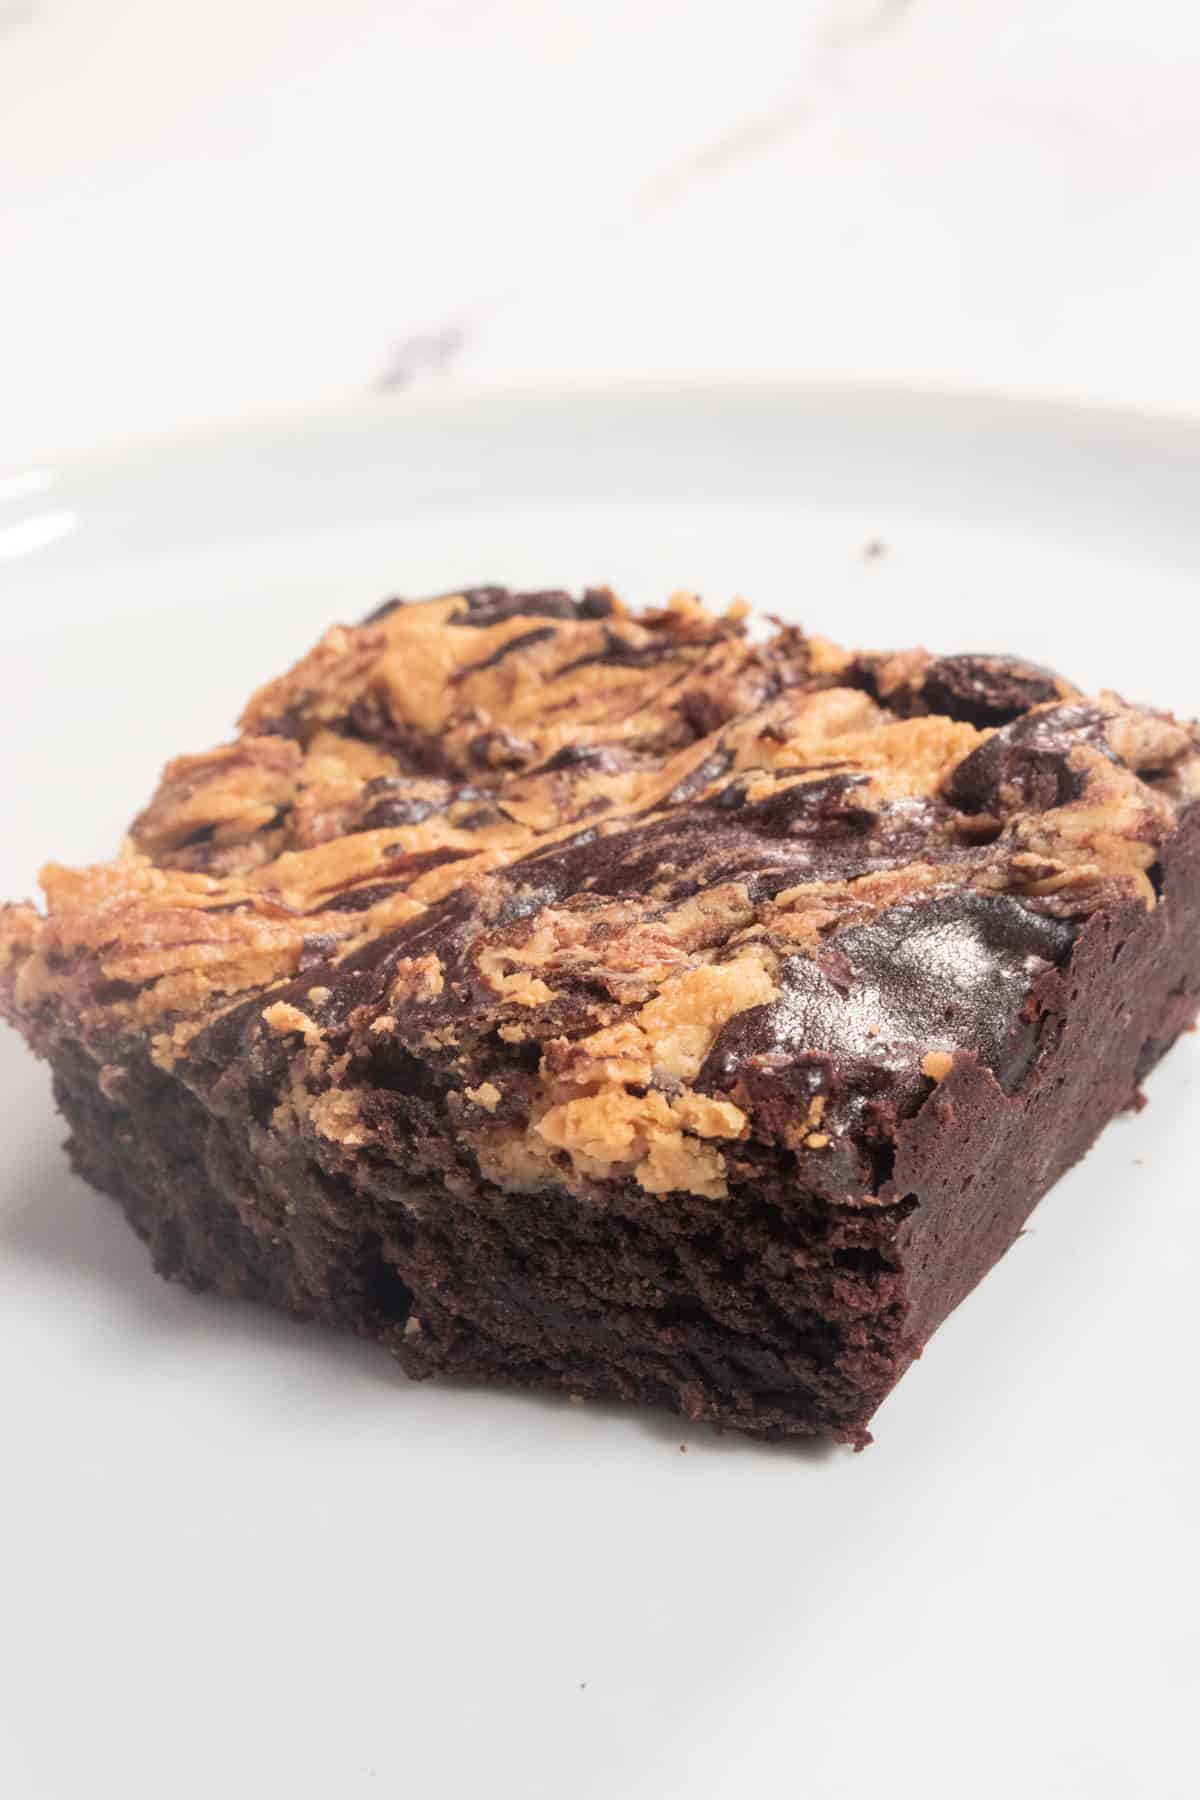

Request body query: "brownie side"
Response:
[4, 587, 1200, 1445]
[45, 1034, 926, 1440]
[51, 1037, 305, 1314]
[892, 803, 1200, 1356]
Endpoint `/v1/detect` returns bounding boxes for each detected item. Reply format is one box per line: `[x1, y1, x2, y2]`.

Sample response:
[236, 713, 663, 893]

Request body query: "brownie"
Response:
[3, 586, 1198, 1446]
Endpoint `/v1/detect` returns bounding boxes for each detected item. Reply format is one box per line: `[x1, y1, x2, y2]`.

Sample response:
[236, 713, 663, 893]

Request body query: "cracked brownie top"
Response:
[3, 585, 1198, 1205]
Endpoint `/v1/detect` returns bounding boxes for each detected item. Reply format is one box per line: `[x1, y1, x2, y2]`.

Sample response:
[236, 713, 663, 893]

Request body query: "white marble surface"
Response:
[3, 0, 1200, 465]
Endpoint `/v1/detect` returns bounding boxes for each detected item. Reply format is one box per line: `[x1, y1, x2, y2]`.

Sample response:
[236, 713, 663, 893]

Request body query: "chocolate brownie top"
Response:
[3, 587, 1198, 1205]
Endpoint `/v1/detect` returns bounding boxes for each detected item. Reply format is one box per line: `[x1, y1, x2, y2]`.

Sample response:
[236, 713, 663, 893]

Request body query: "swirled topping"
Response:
[4, 585, 1196, 1202]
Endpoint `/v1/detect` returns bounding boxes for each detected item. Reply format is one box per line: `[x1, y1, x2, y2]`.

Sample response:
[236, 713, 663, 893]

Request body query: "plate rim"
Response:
[7, 371, 1200, 488]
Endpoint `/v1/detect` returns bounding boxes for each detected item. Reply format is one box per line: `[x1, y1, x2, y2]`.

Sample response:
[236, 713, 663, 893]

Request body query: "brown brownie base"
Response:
[48, 806, 1200, 1446]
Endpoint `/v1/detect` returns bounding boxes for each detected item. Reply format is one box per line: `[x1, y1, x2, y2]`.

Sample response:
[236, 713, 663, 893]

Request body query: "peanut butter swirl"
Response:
[3, 586, 1197, 1202]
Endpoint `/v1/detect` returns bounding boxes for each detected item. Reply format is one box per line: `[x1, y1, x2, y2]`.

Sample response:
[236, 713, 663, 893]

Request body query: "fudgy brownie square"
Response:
[3, 586, 1198, 1444]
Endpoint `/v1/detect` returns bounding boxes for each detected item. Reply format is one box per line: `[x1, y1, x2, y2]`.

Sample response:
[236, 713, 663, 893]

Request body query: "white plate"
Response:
[2, 382, 1197, 1800]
